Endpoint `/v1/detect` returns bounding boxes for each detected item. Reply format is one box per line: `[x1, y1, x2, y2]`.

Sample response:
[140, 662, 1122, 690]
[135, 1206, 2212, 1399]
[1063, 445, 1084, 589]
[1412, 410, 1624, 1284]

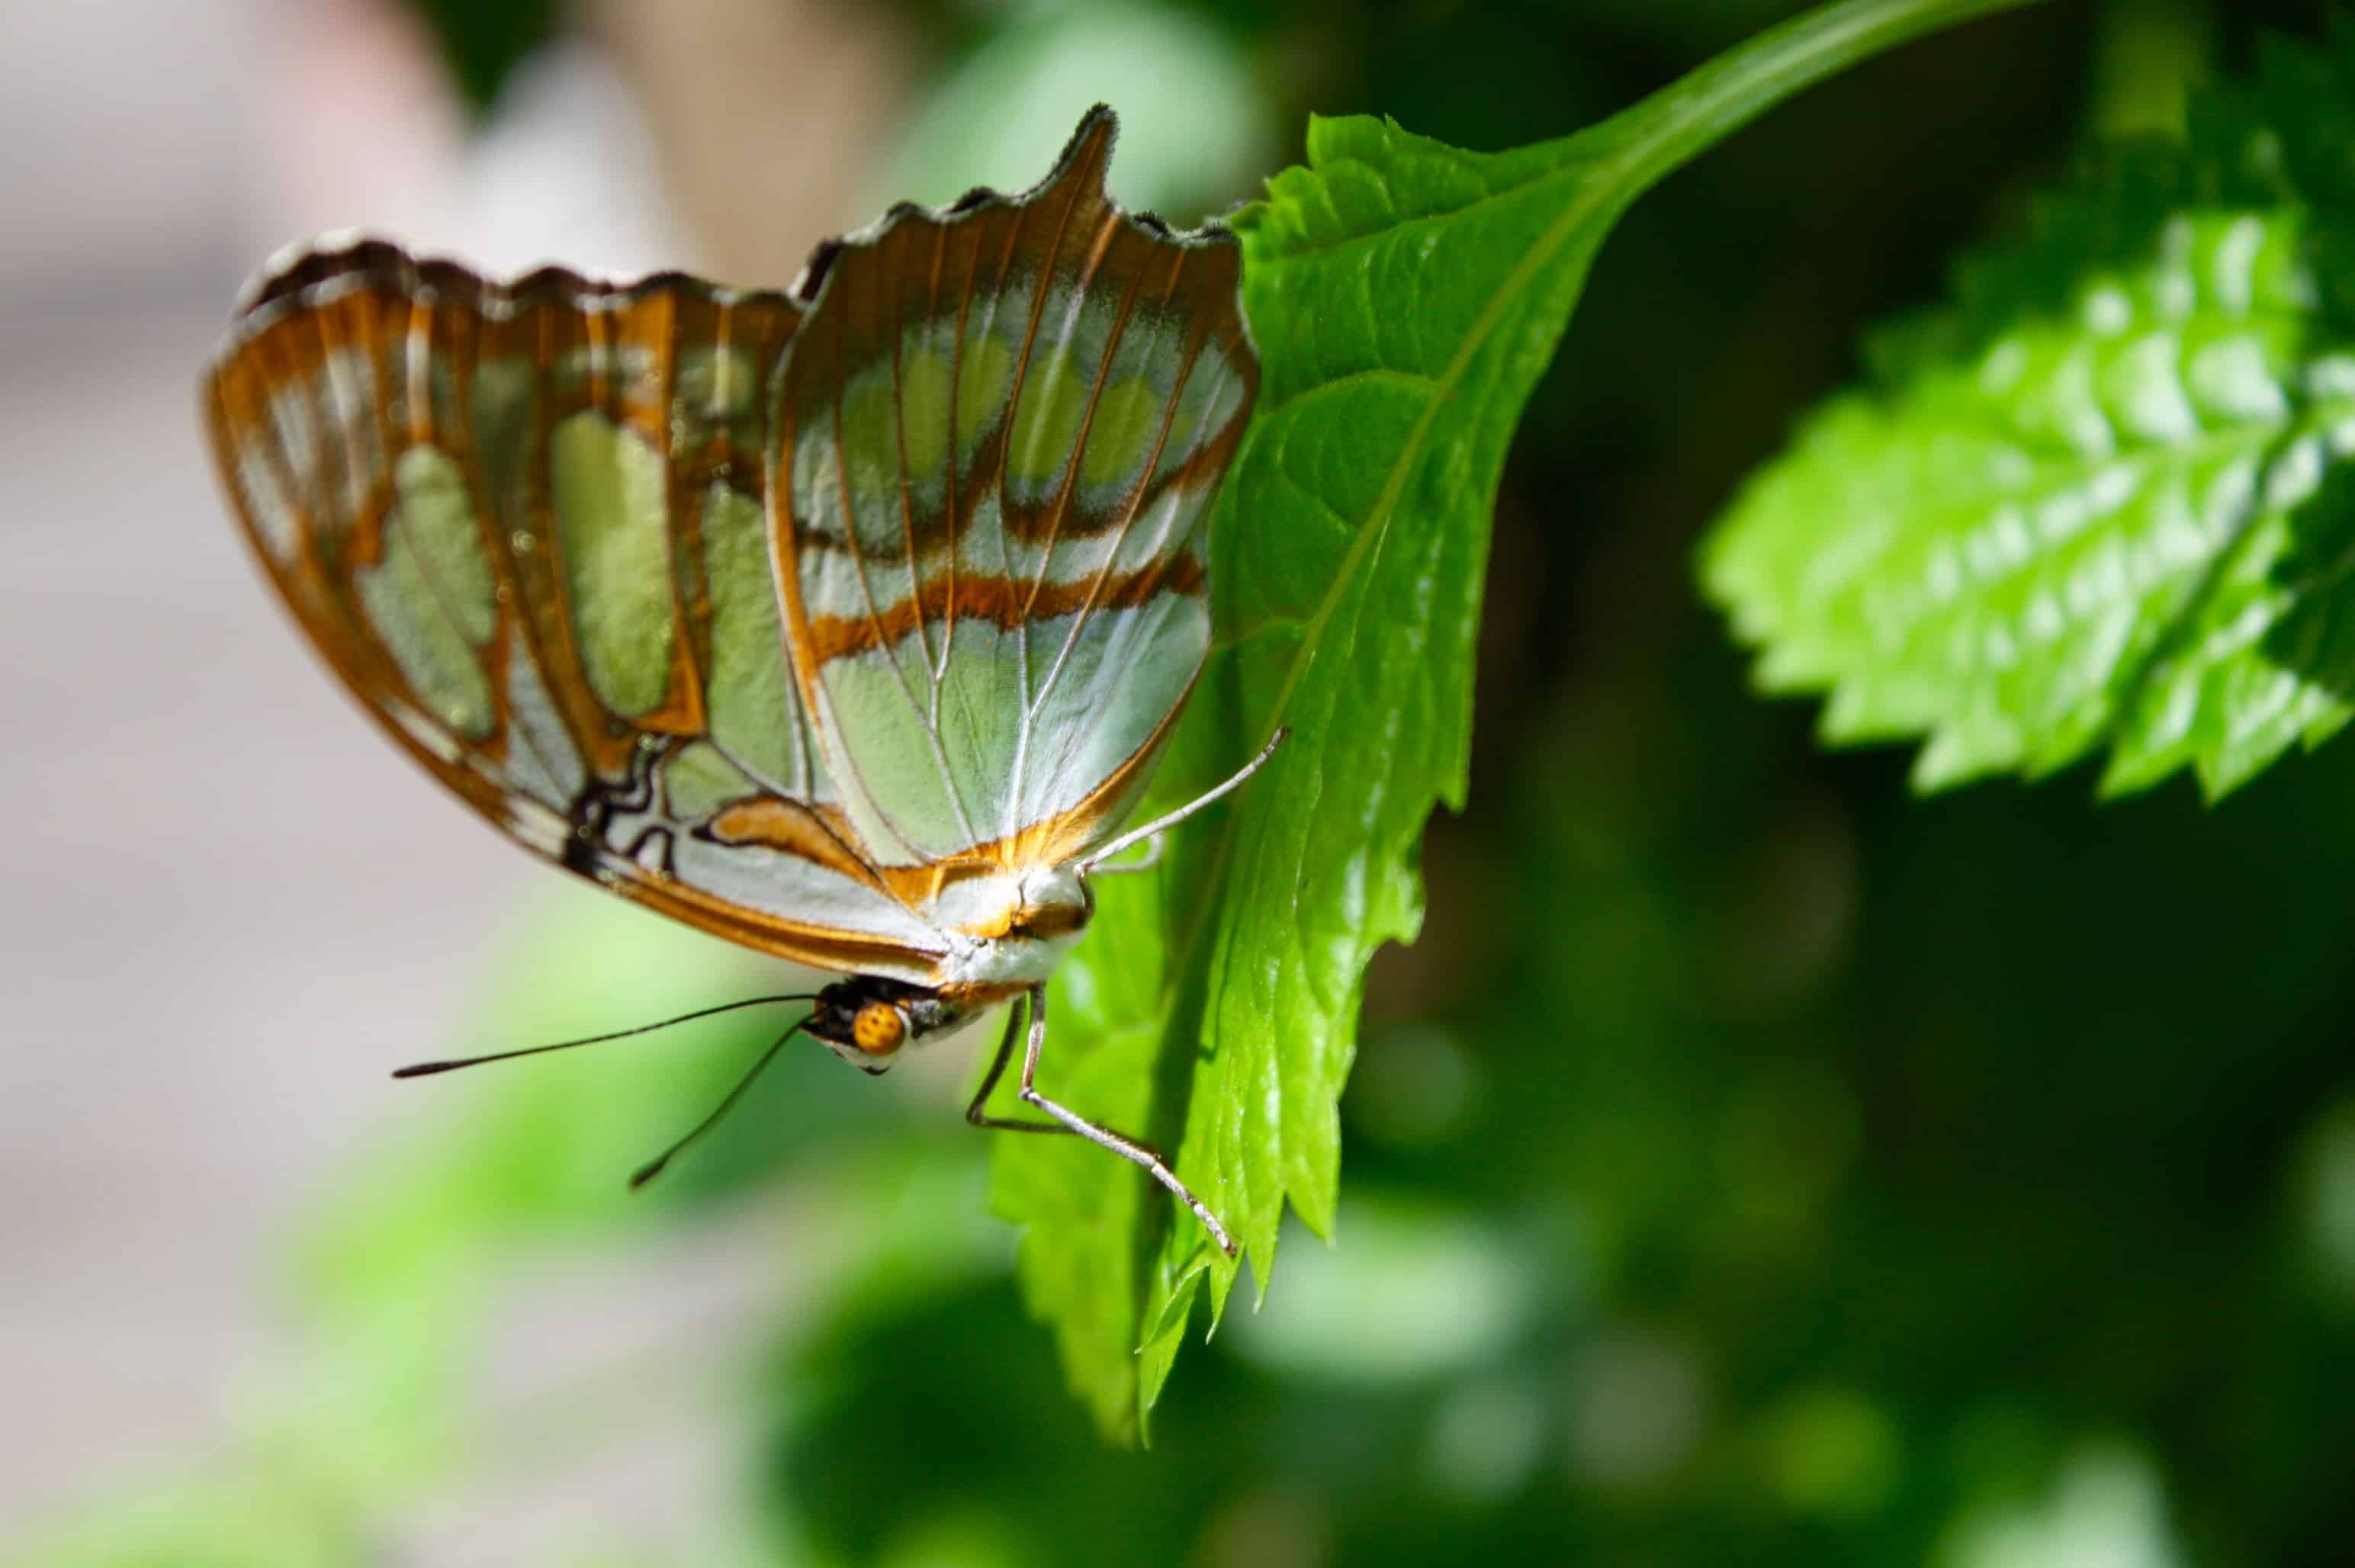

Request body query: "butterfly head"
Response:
[806, 976, 971, 1075]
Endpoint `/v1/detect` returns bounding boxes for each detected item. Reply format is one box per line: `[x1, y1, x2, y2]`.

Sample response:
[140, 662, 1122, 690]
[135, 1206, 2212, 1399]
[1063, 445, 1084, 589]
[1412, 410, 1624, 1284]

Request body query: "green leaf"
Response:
[1704, 30, 2355, 799]
[989, 0, 2051, 1441]
[404, 0, 557, 114]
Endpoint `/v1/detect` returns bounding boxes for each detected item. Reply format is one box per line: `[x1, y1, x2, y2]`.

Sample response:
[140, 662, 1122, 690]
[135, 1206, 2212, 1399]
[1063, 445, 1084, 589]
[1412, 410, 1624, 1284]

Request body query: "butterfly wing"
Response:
[204, 242, 948, 979]
[205, 108, 1253, 970]
[769, 108, 1258, 888]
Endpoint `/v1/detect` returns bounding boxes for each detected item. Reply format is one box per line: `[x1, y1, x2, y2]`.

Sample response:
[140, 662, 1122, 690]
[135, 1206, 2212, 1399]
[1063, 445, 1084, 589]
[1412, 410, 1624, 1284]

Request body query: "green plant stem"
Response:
[1600, 0, 2056, 204]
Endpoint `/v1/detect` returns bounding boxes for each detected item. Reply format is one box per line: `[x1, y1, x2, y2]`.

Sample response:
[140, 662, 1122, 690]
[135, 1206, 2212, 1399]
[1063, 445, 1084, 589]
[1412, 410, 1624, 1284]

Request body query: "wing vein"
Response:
[882, 262, 940, 715]
[826, 339, 979, 847]
[431, 294, 576, 799]
[931, 223, 962, 693]
[1023, 243, 1174, 731]
[994, 171, 1095, 837]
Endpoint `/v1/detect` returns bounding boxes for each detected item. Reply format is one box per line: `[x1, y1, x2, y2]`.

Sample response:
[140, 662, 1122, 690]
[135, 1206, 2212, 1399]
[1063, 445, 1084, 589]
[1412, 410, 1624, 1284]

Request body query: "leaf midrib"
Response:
[1150, 141, 1621, 1076]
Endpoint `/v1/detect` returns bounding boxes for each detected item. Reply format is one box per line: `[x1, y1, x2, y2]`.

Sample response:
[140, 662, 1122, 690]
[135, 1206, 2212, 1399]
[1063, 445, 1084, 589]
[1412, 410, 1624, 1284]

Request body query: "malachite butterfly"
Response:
[202, 106, 1268, 1252]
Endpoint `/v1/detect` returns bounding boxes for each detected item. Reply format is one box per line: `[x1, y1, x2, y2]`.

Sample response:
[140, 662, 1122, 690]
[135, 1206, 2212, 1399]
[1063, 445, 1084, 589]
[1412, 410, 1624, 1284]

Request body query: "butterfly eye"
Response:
[851, 1002, 908, 1057]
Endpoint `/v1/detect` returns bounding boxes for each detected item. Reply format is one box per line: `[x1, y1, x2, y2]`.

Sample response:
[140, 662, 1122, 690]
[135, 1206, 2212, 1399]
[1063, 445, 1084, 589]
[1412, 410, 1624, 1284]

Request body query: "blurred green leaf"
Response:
[11, 888, 917, 1568]
[1222, 1200, 1544, 1386]
[406, 0, 557, 113]
[1938, 1443, 2186, 1568]
[877, 0, 1274, 223]
[766, 1268, 1258, 1566]
[1705, 31, 2355, 799]
[991, 0, 2051, 1441]
[297, 884, 837, 1315]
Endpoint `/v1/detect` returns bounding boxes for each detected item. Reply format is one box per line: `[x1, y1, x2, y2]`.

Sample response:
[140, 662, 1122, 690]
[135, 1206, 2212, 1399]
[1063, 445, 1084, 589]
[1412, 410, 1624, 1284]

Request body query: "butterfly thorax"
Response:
[927, 863, 1093, 991]
[807, 861, 1093, 1072]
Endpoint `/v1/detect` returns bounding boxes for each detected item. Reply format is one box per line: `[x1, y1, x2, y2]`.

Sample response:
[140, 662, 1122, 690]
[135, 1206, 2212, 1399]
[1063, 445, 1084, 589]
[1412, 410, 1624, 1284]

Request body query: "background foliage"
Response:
[1707, 23, 2355, 798]
[24, 1, 2355, 1565]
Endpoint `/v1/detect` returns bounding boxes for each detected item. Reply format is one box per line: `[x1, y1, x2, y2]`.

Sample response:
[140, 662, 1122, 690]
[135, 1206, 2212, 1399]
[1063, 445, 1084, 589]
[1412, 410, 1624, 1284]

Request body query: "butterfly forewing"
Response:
[772, 110, 1257, 880]
[204, 106, 1257, 975]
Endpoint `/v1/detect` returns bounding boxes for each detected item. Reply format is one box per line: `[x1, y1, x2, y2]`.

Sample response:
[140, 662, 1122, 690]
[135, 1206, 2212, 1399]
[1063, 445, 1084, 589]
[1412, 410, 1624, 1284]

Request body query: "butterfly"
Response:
[201, 106, 1270, 1254]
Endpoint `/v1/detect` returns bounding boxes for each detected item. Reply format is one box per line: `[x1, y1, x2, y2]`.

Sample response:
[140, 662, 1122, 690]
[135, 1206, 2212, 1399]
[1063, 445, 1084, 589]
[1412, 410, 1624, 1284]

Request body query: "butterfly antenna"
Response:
[390, 994, 821, 1078]
[628, 1014, 812, 1190]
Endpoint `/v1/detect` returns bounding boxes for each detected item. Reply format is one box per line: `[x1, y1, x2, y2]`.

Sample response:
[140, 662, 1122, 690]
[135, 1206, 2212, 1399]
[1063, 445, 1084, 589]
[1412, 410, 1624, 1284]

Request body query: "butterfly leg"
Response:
[965, 994, 1062, 1135]
[965, 986, 1238, 1257]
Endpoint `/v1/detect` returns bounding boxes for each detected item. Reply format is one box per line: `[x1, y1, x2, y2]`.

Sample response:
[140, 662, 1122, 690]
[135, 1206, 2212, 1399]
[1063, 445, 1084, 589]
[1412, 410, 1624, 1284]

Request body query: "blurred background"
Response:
[5, 0, 2354, 1561]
